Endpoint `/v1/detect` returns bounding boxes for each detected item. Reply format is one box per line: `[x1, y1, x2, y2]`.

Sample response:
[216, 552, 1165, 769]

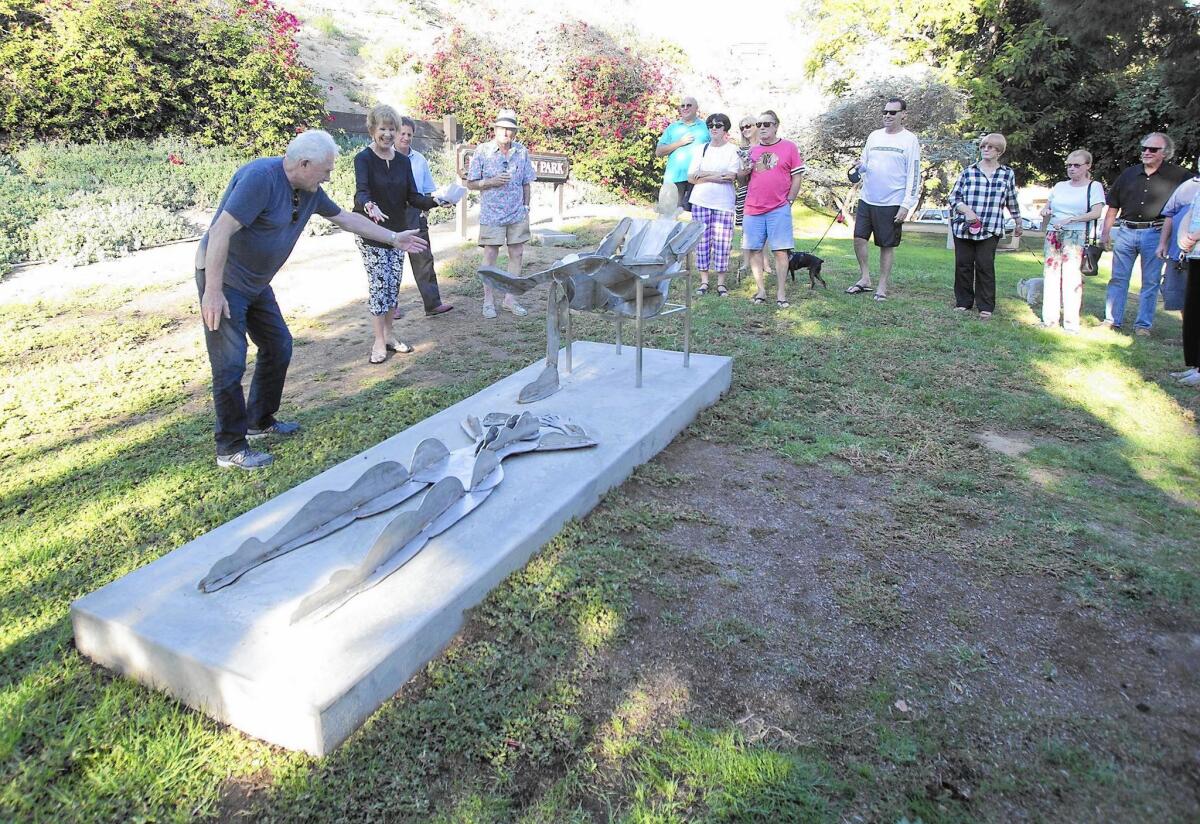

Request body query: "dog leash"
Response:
[807, 210, 842, 256]
[807, 184, 858, 256]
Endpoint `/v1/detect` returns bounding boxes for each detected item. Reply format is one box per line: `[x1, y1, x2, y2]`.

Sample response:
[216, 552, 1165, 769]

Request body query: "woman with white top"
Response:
[687, 112, 743, 296]
[1039, 150, 1106, 332]
[1174, 189, 1200, 386]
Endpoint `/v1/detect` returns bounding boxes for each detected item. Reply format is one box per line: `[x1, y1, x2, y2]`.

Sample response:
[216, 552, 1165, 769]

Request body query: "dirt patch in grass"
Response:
[572, 436, 1200, 819]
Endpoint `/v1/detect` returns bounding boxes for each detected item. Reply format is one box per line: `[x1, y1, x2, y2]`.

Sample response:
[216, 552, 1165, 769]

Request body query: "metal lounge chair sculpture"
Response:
[478, 217, 705, 402]
[197, 412, 595, 621]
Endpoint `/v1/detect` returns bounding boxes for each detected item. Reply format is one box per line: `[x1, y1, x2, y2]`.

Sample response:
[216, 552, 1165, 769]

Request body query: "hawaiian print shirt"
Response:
[466, 140, 536, 226]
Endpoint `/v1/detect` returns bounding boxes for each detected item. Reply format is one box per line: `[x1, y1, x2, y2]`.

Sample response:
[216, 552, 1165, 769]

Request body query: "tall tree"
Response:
[802, 0, 1198, 181]
[1041, 0, 1200, 163]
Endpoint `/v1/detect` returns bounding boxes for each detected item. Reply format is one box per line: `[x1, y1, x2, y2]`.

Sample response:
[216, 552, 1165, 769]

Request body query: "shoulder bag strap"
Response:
[1084, 182, 1095, 244]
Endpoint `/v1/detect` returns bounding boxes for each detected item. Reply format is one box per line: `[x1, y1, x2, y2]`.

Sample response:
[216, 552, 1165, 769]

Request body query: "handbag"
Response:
[1080, 182, 1104, 276]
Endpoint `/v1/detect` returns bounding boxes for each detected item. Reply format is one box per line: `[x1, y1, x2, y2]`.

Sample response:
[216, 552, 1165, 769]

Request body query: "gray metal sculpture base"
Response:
[70, 342, 732, 755]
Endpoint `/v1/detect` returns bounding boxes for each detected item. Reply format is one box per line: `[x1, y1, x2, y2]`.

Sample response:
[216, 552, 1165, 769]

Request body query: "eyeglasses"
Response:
[1140, 145, 1164, 153]
[707, 123, 727, 131]
[882, 109, 902, 115]
[291, 189, 300, 224]
[1065, 162, 1085, 168]
[756, 121, 775, 128]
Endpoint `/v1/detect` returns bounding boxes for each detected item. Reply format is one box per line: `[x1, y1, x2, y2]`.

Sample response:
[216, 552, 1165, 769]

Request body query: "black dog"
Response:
[787, 251, 827, 289]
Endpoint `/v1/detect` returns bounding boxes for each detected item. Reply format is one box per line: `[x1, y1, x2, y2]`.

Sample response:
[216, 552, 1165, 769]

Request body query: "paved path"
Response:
[0, 203, 638, 309]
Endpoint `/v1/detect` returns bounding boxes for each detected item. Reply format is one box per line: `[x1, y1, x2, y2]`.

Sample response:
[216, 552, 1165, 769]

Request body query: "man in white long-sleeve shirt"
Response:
[846, 97, 922, 301]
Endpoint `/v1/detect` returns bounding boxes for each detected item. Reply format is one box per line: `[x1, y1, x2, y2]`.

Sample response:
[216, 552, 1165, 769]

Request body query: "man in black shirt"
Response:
[1100, 132, 1193, 334]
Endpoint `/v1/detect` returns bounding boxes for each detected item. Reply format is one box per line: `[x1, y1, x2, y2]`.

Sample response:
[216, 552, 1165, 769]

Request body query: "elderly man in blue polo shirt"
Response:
[1099, 131, 1192, 335]
[198, 129, 426, 470]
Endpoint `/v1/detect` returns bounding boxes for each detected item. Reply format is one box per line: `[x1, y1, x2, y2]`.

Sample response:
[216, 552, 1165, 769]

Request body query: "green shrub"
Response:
[29, 195, 191, 266]
[0, 132, 441, 274]
[414, 23, 678, 201]
[0, 0, 326, 153]
[0, 163, 60, 273]
[0, 138, 255, 273]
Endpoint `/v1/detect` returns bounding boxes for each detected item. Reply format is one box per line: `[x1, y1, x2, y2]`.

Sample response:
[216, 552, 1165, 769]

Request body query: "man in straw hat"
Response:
[466, 108, 536, 318]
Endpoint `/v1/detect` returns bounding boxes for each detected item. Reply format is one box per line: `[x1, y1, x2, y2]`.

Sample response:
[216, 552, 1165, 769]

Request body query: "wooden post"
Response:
[555, 183, 565, 225]
[446, 114, 468, 239]
[442, 114, 459, 144]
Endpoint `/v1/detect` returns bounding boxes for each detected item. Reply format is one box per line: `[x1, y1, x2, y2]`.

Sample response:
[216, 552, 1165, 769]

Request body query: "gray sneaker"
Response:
[217, 448, 274, 470]
[1179, 371, 1200, 387]
[246, 421, 300, 439]
[1169, 367, 1197, 379]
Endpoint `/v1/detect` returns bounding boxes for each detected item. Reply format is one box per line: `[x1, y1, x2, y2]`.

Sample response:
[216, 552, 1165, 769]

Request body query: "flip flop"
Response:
[845, 283, 872, 294]
[873, 293, 887, 301]
[369, 349, 386, 364]
[777, 300, 790, 308]
[386, 339, 414, 353]
[752, 295, 767, 305]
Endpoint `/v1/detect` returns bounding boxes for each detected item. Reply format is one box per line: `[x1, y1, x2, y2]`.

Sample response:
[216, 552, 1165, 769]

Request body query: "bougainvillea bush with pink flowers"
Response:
[0, 0, 325, 153]
[414, 23, 679, 202]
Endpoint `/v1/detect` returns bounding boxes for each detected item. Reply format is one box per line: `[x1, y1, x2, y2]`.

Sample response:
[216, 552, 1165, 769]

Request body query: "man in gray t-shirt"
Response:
[197, 129, 426, 470]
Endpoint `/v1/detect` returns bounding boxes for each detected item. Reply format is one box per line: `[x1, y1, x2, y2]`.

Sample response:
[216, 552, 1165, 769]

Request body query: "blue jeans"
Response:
[1105, 226, 1165, 329]
[196, 270, 292, 455]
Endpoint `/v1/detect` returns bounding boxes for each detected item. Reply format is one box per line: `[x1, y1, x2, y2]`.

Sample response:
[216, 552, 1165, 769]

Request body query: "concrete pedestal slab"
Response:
[71, 342, 732, 755]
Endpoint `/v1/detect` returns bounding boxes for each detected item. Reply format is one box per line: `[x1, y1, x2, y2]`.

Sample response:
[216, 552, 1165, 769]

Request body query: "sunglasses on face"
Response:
[882, 109, 902, 115]
[707, 123, 727, 131]
[1140, 146, 1164, 153]
[756, 121, 775, 128]
[740, 124, 755, 130]
[291, 189, 300, 224]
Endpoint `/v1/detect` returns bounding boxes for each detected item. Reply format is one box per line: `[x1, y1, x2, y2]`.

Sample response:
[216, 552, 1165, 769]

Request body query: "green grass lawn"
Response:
[1, 211, 1197, 822]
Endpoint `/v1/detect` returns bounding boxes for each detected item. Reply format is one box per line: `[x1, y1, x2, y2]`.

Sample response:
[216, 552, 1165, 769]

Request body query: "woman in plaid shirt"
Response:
[948, 133, 1023, 318]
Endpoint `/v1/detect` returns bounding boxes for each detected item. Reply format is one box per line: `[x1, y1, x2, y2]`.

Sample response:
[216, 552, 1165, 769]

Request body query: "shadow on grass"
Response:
[2, 219, 1198, 821]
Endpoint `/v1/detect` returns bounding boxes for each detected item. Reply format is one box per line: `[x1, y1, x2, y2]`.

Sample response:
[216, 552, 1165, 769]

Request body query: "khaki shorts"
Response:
[478, 217, 531, 247]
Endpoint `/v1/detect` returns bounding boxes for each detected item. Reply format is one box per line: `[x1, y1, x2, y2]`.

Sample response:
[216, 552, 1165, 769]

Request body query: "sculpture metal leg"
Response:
[565, 305, 572, 373]
[517, 282, 562, 403]
[684, 265, 691, 368]
[616, 318, 622, 355]
[635, 278, 644, 388]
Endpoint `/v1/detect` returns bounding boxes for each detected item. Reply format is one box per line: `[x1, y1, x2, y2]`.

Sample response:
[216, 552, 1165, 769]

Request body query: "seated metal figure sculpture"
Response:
[478, 217, 705, 402]
[197, 412, 595, 621]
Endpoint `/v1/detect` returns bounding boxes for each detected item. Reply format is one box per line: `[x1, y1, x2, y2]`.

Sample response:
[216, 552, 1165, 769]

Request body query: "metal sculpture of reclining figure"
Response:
[197, 412, 595, 621]
[478, 218, 705, 403]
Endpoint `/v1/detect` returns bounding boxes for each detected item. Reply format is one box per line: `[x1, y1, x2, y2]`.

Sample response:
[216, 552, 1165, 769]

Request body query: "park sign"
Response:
[456, 145, 570, 183]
